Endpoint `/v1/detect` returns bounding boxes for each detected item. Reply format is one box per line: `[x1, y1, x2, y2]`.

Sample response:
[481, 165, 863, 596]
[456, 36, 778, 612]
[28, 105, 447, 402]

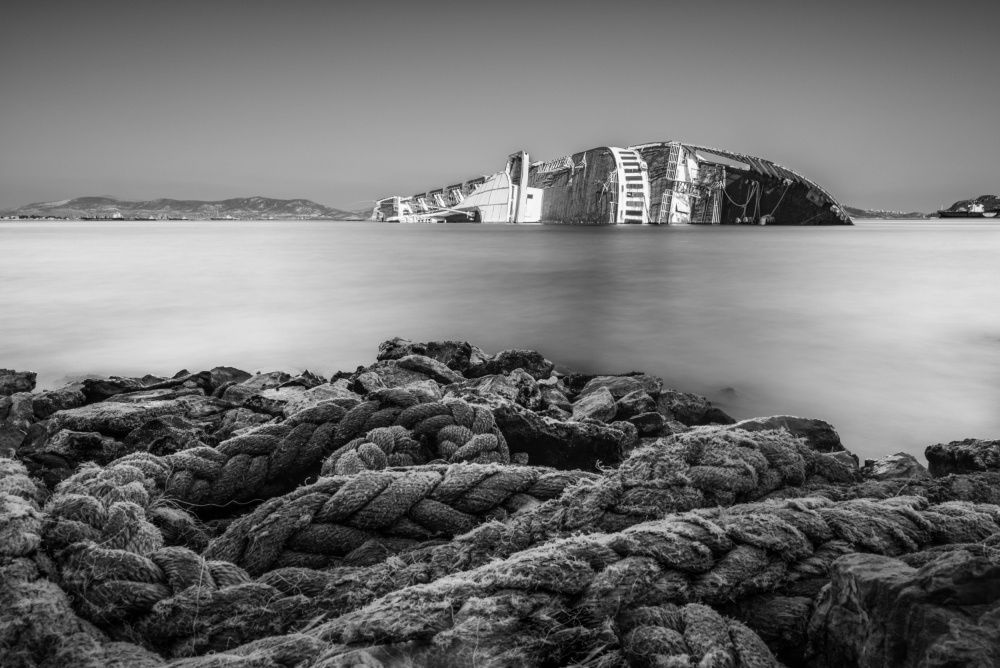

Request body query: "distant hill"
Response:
[843, 206, 931, 220]
[0, 196, 364, 220]
[938, 195, 1000, 214]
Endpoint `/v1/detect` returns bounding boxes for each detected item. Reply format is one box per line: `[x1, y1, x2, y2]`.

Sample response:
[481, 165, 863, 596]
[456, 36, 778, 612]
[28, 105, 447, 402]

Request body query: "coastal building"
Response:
[372, 142, 851, 225]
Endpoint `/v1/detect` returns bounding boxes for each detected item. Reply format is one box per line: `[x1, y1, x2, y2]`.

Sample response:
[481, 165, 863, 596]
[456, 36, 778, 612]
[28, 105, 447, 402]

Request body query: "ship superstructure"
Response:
[372, 142, 851, 225]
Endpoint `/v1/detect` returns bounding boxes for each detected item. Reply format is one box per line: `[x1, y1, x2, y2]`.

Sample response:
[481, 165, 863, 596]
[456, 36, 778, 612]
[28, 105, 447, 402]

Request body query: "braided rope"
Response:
[222, 427, 857, 620]
[307, 496, 1000, 657]
[57, 540, 310, 658]
[331, 393, 511, 470]
[204, 462, 592, 575]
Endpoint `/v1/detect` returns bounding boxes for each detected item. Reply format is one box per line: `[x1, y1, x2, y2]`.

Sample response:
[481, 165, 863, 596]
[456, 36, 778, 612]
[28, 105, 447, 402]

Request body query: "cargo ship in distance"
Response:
[371, 141, 852, 225]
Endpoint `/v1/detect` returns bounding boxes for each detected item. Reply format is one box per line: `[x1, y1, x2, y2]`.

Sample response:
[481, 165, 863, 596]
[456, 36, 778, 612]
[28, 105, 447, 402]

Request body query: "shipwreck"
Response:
[372, 142, 852, 225]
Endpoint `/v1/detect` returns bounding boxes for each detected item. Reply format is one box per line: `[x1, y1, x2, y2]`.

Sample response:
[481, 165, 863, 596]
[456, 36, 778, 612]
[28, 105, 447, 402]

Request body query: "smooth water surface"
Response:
[3, 219, 999, 460]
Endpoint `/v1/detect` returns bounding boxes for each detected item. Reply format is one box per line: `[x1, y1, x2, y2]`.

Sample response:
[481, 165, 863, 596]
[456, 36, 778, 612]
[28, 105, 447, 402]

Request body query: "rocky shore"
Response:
[1, 340, 998, 668]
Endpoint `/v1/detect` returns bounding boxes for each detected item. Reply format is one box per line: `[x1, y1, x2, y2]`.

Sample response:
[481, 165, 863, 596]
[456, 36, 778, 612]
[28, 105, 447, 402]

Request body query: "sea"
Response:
[2, 219, 999, 462]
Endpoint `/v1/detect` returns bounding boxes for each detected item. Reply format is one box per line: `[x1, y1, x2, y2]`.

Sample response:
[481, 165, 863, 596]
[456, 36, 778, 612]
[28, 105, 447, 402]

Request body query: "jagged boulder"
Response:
[31, 383, 87, 419]
[730, 415, 843, 452]
[571, 386, 617, 422]
[2, 393, 35, 432]
[616, 389, 658, 419]
[629, 411, 668, 435]
[393, 355, 463, 385]
[122, 414, 209, 455]
[48, 399, 190, 438]
[576, 374, 663, 400]
[807, 550, 1000, 668]
[862, 452, 931, 481]
[280, 380, 361, 417]
[0, 368, 36, 396]
[277, 370, 326, 389]
[925, 438, 1000, 477]
[657, 389, 736, 426]
[16, 429, 124, 487]
[537, 377, 572, 412]
[471, 348, 554, 380]
[208, 365, 253, 390]
[79, 376, 145, 403]
[213, 407, 272, 440]
[449, 372, 542, 410]
[376, 337, 488, 375]
[489, 398, 629, 470]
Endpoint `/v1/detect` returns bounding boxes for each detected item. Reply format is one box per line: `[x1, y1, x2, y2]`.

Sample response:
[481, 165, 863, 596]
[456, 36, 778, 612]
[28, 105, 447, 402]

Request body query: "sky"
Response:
[1, 0, 997, 213]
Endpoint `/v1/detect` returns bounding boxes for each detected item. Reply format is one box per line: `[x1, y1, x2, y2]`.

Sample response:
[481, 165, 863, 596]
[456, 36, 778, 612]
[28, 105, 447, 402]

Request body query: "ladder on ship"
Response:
[616, 149, 647, 224]
[656, 143, 682, 224]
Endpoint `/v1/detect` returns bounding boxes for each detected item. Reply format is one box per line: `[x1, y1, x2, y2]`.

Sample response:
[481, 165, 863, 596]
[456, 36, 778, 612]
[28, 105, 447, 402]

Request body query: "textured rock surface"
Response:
[807, 550, 1000, 668]
[657, 389, 736, 426]
[863, 452, 931, 481]
[0, 369, 36, 396]
[731, 415, 844, 453]
[571, 386, 618, 422]
[925, 438, 1000, 477]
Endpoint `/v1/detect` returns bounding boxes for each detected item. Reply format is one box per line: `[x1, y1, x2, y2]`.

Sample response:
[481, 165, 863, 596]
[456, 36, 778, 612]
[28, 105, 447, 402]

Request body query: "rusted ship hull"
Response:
[372, 141, 852, 225]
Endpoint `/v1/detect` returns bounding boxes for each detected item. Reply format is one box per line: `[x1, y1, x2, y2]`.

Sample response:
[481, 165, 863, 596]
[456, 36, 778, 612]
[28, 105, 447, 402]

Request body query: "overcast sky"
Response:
[2, 0, 997, 212]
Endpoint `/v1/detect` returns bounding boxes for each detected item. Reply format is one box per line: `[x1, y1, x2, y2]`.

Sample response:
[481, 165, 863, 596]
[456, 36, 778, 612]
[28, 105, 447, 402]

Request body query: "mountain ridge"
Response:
[1, 195, 364, 220]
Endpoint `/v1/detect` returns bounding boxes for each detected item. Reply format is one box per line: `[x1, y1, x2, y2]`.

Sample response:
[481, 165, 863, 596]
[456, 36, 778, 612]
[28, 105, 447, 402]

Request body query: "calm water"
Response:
[2, 219, 999, 461]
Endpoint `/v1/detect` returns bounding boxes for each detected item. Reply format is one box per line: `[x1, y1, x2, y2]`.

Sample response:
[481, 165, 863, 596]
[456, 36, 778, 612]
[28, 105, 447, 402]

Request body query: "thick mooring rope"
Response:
[305, 496, 1000, 662]
[228, 427, 860, 614]
[205, 462, 592, 575]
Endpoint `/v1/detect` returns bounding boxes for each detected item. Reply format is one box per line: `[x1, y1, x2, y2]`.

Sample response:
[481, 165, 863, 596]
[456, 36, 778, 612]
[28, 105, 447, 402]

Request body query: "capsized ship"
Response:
[371, 141, 852, 225]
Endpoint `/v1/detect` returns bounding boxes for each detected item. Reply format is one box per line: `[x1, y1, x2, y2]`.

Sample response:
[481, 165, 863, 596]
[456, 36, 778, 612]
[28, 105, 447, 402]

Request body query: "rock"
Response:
[122, 415, 209, 455]
[824, 450, 860, 471]
[471, 349, 554, 380]
[578, 374, 663, 400]
[376, 337, 489, 375]
[539, 405, 571, 420]
[3, 392, 35, 431]
[349, 370, 386, 395]
[244, 386, 309, 416]
[862, 452, 930, 481]
[0, 368, 36, 395]
[615, 390, 657, 420]
[214, 408, 273, 440]
[277, 370, 326, 389]
[17, 429, 125, 486]
[49, 400, 189, 438]
[280, 380, 362, 417]
[80, 376, 145, 403]
[508, 369, 543, 410]
[925, 438, 1000, 477]
[103, 387, 206, 403]
[539, 384, 572, 412]
[0, 423, 26, 456]
[656, 389, 735, 426]
[629, 411, 668, 435]
[572, 387, 618, 422]
[0, 395, 9, 421]
[807, 550, 1000, 668]
[730, 415, 844, 453]
[350, 360, 433, 393]
[489, 398, 627, 470]
[242, 371, 293, 391]
[31, 384, 87, 420]
[209, 365, 253, 390]
[399, 380, 443, 403]
[394, 355, 463, 385]
[446, 371, 542, 411]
